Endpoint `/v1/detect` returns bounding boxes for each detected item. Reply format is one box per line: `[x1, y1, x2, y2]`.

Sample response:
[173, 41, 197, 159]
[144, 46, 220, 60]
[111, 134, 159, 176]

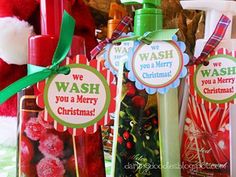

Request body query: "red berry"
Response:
[36, 157, 65, 177]
[145, 109, 151, 116]
[123, 131, 130, 140]
[152, 117, 158, 125]
[126, 82, 136, 97]
[131, 95, 146, 108]
[24, 117, 47, 141]
[126, 142, 133, 149]
[38, 110, 53, 129]
[20, 135, 34, 163]
[117, 136, 123, 144]
[39, 133, 64, 157]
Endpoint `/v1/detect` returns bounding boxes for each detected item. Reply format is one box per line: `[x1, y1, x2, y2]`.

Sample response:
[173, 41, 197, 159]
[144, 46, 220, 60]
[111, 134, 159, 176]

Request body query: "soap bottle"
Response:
[180, 0, 236, 176]
[17, 1, 105, 177]
[102, 2, 127, 161]
[111, 1, 162, 177]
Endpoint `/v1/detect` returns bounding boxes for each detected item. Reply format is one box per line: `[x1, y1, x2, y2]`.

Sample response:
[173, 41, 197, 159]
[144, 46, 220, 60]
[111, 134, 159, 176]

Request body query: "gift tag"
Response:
[125, 35, 189, 94]
[36, 55, 116, 135]
[189, 48, 236, 107]
[104, 33, 134, 75]
[194, 53, 236, 104]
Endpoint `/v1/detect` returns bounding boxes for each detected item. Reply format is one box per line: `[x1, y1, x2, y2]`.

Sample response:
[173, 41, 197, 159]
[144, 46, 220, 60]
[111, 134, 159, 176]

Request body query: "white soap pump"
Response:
[180, 0, 236, 57]
[181, 1, 236, 177]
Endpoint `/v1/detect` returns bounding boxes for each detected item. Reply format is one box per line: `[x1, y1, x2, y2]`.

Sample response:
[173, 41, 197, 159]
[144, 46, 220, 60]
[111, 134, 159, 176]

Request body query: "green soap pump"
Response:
[120, 1, 182, 177]
[122, 0, 162, 36]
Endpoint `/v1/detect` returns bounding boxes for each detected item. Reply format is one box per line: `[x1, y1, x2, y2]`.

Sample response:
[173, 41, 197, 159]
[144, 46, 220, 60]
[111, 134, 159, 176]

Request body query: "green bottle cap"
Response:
[121, 0, 162, 36]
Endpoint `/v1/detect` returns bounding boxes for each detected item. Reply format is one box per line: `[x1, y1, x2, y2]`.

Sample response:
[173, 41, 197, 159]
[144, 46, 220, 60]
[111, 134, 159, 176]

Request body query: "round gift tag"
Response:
[132, 41, 183, 88]
[194, 54, 236, 104]
[107, 40, 133, 73]
[125, 36, 189, 94]
[44, 64, 111, 128]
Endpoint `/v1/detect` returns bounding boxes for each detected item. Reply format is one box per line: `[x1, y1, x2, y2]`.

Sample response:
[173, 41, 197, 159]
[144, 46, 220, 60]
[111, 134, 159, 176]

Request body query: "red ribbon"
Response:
[90, 16, 133, 60]
[189, 15, 231, 66]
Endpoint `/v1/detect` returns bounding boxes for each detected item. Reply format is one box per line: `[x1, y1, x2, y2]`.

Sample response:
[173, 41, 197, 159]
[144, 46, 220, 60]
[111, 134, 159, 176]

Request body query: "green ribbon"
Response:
[0, 11, 75, 104]
[113, 29, 178, 44]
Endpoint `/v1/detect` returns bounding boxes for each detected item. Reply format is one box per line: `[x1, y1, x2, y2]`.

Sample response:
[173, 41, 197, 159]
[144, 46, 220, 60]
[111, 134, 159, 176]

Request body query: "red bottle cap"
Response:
[68, 35, 86, 57]
[40, 0, 72, 36]
[28, 35, 58, 66]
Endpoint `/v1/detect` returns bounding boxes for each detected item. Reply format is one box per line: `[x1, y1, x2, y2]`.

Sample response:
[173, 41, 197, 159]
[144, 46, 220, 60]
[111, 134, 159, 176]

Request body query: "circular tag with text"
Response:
[44, 64, 111, 128]
[132, 41, 183, 88]
[194, 55, 236, 103]
[108, 41, 134, 72]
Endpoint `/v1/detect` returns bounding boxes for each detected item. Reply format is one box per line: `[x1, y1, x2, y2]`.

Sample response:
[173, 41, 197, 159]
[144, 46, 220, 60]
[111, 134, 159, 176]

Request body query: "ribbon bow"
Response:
[0, 11, 75, 104]
[113, 29, 179, 44]
[189, 15, 231, 66]
[90, 16, 133, 60]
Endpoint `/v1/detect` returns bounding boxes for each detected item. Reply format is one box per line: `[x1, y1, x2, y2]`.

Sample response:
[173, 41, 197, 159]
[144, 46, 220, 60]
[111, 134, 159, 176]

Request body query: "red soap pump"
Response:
[18, 1, 105, 177]
[29, 0, 85, 67]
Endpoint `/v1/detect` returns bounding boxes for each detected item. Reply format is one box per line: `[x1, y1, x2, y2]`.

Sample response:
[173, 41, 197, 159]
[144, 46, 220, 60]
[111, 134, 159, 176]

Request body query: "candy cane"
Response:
[209, 106, 219, 122]
[194, 98, 207, 132]
[219, 106, 228, 130]
[200, 104, 212, 133]
[185, 97, 203, 164]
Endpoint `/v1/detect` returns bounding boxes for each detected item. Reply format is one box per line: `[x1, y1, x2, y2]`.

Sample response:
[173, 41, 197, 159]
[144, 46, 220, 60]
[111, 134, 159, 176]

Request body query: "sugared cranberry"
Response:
[39, 133, 64, 157]
[24, 117, 46, 141]
[37, 110, 53, 129]
[36, 157, 65, 177]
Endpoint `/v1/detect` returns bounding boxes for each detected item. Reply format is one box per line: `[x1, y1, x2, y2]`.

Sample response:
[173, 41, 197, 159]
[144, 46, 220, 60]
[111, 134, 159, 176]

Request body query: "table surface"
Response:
[0, 145, 17, 177]
[0, 144, 112, 177]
